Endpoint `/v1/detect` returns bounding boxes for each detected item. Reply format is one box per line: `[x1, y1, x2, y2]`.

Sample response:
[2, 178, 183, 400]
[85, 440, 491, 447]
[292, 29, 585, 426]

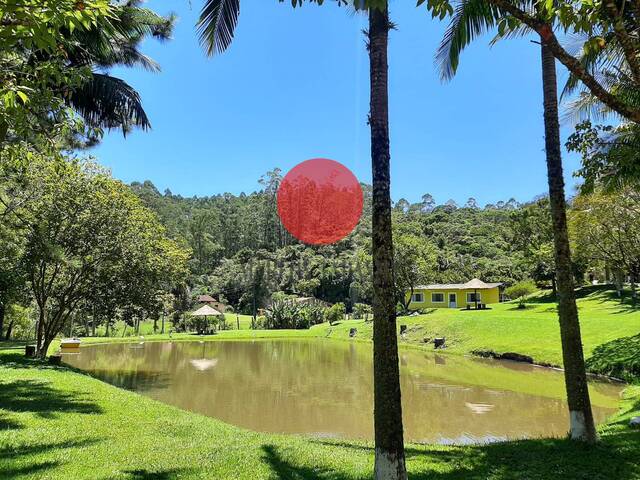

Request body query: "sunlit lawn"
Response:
[318, 286, 640, 368]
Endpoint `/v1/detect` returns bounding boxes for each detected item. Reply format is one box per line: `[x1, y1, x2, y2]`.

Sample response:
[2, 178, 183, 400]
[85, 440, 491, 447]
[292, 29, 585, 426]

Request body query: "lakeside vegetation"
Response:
[26, 287, 638, 383]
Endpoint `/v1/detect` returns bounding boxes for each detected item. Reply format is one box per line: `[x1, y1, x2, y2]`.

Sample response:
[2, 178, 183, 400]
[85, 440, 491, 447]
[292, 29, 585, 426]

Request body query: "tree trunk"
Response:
[369, 5, 407, 479]
[153, 317, 158, 334]
[0, 303, 4, 339]
[614, 269, 624, 299]
[541, 41, 597, 443]
[38, 337, 52, 358]
[5, 319, 14, 340]
[36, 309, 45, 354]
[161, 312, 165, 334]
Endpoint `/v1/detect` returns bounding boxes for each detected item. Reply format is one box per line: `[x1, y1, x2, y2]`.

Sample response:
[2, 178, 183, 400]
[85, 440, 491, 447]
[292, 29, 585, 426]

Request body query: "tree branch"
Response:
[487, 0, 640, 123]
[604, 0, 640, 83]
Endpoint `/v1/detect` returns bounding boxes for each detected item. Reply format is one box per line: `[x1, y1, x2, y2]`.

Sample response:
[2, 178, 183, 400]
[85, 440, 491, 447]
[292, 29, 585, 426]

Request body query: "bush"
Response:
[324, 303, 346, 326]
[505, 280, 538, 308]
[300, 304, 326, 328]
[263, 299, 304, 329]
[352, 303, 372, 321]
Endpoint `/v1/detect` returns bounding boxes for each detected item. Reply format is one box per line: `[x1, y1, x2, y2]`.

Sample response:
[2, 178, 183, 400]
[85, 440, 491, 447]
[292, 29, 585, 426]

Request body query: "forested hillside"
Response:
[129, 169, 566, 314]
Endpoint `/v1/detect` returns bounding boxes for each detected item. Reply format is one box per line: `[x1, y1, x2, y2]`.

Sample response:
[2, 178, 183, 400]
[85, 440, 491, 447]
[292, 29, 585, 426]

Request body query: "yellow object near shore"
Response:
[60, 338, 81, 351]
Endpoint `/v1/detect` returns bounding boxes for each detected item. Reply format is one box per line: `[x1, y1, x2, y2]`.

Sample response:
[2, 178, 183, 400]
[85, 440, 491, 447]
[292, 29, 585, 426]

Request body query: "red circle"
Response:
[277, 159, 363, 245]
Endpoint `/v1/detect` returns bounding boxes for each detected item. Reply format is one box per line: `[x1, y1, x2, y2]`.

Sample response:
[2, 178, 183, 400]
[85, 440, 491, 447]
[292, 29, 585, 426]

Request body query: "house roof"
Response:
[415, 278, 503, 290]
[197, 294, 217, 303]
[190, 305, 222, 317]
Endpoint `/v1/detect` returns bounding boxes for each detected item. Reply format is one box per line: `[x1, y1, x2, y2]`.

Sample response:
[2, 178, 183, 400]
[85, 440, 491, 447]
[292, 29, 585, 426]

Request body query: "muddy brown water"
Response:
[62, 339, 623, 444]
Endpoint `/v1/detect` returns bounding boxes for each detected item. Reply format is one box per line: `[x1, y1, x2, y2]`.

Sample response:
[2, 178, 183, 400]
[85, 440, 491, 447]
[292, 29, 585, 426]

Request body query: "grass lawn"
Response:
[318, 286, 640, 369]
[0, 345, 639, 480]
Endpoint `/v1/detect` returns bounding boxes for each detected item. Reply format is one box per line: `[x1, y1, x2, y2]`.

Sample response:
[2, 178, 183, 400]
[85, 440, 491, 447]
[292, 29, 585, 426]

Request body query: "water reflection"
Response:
[63, 339, 622, 444]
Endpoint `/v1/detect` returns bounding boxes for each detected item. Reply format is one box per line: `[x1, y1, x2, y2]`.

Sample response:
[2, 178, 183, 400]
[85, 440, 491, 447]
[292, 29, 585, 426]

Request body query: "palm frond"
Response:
[436, 0, 504, 81]
[67, 74, 150, 133]
[197, 0, 240, 56]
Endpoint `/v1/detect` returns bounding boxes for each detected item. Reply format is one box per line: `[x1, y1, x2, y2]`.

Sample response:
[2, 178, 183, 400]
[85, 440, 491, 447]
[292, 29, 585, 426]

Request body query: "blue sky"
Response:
[91, 0, 579, 207]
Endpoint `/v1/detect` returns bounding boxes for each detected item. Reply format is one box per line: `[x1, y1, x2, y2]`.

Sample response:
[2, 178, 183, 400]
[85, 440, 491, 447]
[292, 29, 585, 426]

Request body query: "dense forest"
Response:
[129, 170, 585, 315]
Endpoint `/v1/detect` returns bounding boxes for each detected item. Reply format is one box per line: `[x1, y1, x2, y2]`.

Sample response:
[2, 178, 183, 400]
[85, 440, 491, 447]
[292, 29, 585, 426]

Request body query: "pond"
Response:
[62, 339, 622, 444]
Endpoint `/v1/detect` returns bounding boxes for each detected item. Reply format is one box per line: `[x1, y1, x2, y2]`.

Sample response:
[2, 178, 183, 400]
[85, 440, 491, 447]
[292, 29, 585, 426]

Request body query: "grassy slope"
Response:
[0, 346, 639, 480]
[318, 287, 640, 369]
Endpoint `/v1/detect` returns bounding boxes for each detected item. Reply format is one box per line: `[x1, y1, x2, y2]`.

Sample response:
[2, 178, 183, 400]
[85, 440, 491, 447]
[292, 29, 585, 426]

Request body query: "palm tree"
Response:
[197, 0, 407, 476]
[437, 0, 597, 443]
[65, 0, 175, 133]
[368, 3, 407, 478]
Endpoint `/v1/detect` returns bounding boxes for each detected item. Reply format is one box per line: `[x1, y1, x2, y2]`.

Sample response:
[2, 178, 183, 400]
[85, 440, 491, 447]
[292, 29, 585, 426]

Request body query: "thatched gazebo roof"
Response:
[463, 278, 493, 289]
[190, 305, 222, 317]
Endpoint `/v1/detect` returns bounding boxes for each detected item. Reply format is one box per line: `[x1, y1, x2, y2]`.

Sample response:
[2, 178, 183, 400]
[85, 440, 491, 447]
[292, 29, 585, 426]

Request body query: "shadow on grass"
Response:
[0, 352, 58, 370]
[0, 437, 102, 460]
[0, 460, 61, 478]
[578, 286, 640, 314]
[0, 379, 103, 418]
[308, 431, 640, 479]
[586, 334, 640, 382]
[0, 438, 104, 478]
[0, 414, 22, 430]
[262, 444, 356, 480]
[122, 468, 192, 479]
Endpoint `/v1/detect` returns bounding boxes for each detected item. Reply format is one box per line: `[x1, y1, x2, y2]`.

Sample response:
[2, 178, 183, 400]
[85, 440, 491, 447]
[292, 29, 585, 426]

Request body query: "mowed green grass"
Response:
[317, 287, 640, 368]
[1, 345, 639, 480]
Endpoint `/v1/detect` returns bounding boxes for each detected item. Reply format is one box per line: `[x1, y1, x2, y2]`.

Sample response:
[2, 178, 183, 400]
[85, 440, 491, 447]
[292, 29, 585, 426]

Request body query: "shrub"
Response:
[300, 304, 326, 327]
[505, 280, 538, 308]
[352, 303, 372, 321]
[324, 303, 346, 326]
[263, 298, 303, 329]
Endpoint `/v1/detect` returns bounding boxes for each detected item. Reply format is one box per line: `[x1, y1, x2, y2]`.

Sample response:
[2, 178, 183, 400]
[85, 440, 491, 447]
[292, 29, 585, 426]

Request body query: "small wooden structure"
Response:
[190, 305, 222, 334]
[197, 295, 227, 313]
[60, 338, 81, 351]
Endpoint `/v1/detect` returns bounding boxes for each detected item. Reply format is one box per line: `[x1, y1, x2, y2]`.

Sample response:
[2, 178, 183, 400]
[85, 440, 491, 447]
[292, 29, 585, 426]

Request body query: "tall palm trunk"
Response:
[540, 40, 597, 443]
[369, 5, 407, 479]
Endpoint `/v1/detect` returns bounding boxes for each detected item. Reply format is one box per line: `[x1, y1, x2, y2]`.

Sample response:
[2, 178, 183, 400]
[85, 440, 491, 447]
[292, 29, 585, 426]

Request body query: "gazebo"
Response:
[190, 304, 222, 334]
[462, 278, 491, 309]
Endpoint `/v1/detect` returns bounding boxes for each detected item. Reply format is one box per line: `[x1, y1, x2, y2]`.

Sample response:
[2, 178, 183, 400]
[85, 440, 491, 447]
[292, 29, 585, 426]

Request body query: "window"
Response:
[466, 292, 481, 303]
[431, 293, 444, 303]
[411, 293, 424, 303]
